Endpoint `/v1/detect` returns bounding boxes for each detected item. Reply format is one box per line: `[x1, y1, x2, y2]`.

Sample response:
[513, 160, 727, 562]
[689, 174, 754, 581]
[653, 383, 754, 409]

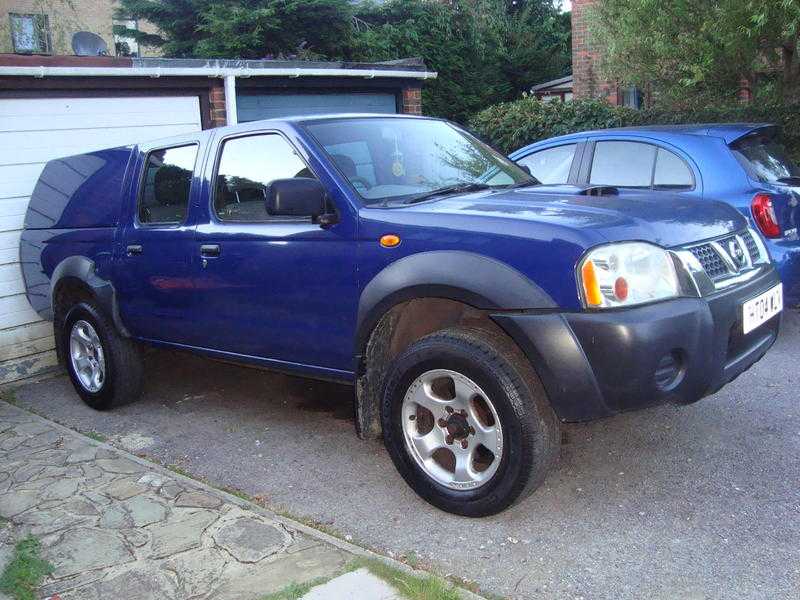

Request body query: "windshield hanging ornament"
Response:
[391, 136, 405, 177]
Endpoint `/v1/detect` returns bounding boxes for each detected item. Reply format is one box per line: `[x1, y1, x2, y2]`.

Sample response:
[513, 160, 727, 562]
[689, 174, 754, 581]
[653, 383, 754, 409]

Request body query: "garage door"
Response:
[237, 92, 397, 122]
[0, 95, 201, 383]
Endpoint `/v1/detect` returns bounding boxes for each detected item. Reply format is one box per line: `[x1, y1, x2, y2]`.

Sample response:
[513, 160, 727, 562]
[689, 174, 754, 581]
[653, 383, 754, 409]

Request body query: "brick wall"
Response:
[0, 0, 160, 56]
[571, 0, 619, 105]
[401, 85, 422, 115]
[209, 79, 227, 127]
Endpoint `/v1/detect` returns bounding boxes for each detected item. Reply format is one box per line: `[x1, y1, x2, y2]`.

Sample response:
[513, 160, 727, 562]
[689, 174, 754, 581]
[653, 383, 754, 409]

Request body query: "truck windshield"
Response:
[305, 118, 535, 205]
[731, 132, 800, 184]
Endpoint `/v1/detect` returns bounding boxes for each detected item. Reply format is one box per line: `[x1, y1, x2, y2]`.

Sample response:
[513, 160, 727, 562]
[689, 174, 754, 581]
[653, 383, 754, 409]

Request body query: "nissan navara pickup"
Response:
[21, 115, 783, 516]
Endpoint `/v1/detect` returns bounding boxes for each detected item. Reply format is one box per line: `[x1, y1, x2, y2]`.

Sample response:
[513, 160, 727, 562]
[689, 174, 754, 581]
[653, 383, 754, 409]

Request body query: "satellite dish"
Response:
[72, 32, 109, 56]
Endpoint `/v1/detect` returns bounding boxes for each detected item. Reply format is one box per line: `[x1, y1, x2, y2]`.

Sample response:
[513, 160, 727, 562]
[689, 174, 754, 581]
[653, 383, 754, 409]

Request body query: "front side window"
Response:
[214, 134, 315, 222]
[517, 144, 576, 184]
[10, 13, 51, 54]
[590, 141, 656, 187]
[731, 133, 800, 183]
[138, 144, 197, 225]
[305, 118, 532, 205]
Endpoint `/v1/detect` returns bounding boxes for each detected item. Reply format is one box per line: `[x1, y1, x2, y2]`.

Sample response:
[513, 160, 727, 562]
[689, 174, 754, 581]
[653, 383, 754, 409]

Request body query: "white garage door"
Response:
[0, 95, 202, 383]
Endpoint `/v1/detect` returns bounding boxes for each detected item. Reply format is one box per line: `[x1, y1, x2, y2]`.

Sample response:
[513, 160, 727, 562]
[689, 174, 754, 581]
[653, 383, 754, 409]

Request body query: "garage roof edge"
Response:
[0, 57, 437, 80]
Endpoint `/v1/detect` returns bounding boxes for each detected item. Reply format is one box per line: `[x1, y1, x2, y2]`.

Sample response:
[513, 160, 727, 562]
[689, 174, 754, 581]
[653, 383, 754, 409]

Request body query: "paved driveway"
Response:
[11, 311, 800, 600]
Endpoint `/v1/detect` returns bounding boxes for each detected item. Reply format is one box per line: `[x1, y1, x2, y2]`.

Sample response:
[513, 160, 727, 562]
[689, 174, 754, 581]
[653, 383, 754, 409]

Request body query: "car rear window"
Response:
[731, 133, 800, 183]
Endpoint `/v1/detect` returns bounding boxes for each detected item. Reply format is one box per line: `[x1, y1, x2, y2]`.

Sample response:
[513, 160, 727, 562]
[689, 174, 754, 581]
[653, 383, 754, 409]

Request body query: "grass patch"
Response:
[354, 557, 462, 600]
[165, 463, 193, 478]
[0, 390, 18, 406]
[84, 430, 107, 443]
[0, 536, 53, 600]
[219, 485, 252, 502]
[404, 550, 420, 568]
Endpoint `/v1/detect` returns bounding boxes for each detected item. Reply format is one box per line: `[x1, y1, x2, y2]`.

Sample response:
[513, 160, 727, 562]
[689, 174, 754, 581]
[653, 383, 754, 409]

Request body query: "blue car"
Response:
[510, 124, 800, 305]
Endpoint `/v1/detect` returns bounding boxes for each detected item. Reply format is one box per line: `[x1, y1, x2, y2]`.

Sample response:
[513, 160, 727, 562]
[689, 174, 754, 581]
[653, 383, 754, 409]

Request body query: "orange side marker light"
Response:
[380, 234, 401, 248]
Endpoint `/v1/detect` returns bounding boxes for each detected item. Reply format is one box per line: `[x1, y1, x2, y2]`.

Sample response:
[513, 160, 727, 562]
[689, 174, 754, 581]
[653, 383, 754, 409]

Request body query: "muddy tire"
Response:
[381, 327, 559, 517]
[61, 301, 143, 410]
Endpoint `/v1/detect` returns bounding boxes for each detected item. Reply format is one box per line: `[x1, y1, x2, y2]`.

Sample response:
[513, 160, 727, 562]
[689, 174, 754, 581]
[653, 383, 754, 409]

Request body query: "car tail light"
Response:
[751, 193, 781, 238]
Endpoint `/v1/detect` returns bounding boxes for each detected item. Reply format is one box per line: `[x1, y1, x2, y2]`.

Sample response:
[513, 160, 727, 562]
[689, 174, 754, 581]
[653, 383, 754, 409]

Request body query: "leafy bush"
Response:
[471, 96, 800, 161]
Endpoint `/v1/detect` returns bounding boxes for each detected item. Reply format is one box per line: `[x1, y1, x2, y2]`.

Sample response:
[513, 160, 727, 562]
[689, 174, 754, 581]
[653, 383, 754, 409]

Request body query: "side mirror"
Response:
[518, 164, 532, 176]
[265, 178, 328, 219]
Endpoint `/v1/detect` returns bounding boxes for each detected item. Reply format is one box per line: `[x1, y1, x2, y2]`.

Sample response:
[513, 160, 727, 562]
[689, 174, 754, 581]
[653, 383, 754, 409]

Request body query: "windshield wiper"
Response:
[403, 182, 492, 205]
[776, 176, 800, 186]
[504, 177, 541, 189]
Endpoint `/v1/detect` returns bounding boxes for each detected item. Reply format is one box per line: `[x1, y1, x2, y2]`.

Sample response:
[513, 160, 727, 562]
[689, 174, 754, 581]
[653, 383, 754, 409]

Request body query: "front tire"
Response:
[62, 301, 143, 410]
[381, 327, 559, 517]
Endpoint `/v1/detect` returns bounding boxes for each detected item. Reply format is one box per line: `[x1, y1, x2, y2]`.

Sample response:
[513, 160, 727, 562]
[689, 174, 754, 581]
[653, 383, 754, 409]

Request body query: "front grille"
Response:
[690, 244, 729, 279]
[741, 230, 760, 260]
[687, 231, 761, 282]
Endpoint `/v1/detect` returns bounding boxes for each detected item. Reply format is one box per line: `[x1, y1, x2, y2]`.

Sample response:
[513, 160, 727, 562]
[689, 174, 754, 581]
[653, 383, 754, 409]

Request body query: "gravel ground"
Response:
[10, 310, 800, 600]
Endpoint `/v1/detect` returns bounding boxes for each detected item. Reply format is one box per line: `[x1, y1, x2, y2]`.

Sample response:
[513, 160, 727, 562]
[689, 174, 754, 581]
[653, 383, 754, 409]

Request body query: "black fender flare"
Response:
[50, 256, 130, 337]
[355, 250, 555, 362]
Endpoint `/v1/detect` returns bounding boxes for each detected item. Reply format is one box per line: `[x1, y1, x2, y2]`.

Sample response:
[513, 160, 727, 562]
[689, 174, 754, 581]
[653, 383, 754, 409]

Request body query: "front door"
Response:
[189, 131, 358, 376]
[116, 142, 200, 343]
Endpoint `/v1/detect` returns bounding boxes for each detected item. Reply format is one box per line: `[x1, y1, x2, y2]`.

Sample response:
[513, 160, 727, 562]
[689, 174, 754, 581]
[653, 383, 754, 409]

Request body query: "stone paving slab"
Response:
[301, 568, 402, 600]
[0, 402, 359, 600]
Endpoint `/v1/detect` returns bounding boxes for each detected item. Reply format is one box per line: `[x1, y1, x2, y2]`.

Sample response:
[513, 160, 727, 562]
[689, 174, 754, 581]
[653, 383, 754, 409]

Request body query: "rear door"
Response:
[116, 138, 203, 344]
[582, 138, 699, 197]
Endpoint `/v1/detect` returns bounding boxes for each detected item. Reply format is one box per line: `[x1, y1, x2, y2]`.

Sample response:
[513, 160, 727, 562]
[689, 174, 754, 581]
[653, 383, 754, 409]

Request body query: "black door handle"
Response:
[200, 244, 221, 257]
[126, 244, 143, 256]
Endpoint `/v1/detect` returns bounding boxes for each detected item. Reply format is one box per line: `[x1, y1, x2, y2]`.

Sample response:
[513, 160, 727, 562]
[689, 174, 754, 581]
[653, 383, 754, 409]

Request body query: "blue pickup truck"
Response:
[21, 115, 783, 516]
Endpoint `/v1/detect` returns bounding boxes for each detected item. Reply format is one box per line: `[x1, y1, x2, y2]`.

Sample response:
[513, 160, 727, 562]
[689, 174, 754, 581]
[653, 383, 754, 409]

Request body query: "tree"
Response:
[114, 0, 355, 59]
[350, 0, 571, 122]
[114, 0, 572, 122]
[587, 0, 800, 107]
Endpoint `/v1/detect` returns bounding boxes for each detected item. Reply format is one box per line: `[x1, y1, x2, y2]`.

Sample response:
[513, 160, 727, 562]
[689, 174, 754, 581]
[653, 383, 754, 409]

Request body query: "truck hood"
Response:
[400, 187, 747, 248]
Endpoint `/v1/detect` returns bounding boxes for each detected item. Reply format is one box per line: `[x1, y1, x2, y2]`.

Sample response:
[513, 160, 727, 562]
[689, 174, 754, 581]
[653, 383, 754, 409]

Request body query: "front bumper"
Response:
[492, 267, 781, 421]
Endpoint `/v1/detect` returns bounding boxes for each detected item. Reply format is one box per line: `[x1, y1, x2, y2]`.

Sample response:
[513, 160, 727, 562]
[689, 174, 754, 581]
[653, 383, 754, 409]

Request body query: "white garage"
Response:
[0, 95, 202, 382]
[0, 56, 434, 383]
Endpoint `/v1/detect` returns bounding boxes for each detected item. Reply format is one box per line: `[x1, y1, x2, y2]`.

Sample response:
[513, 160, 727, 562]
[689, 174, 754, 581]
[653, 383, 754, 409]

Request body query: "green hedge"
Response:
[470, 97, 800, 161]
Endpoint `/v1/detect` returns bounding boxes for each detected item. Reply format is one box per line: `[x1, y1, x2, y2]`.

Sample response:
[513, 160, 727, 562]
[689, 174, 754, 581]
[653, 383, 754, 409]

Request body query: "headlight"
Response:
[578, 242, 680, 308]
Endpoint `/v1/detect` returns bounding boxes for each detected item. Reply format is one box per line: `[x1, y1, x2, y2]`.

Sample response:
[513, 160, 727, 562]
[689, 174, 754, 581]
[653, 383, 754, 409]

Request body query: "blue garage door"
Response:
[237, 92, 397, 122]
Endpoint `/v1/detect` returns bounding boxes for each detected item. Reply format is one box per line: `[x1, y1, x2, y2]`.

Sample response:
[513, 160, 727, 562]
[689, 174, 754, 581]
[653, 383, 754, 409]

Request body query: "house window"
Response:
[9, 13, 51, 54]
[113, 19, 139, 57]
[622, 86, 643, 109]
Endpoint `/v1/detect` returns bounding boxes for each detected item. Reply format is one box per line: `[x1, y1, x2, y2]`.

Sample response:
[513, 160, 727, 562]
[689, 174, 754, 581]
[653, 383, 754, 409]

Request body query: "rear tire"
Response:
[61, 301, 143, 410]
[381, 327, 559, 517]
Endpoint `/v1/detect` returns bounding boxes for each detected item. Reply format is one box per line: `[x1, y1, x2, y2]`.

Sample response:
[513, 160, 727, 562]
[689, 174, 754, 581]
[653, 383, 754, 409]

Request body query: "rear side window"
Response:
[653, 148, 694, 189]
[590, 141, 655, 187]
[138, 144, 197, 225]
[516, 144, 576, 184]
[214, 133, 315, 222]
[731, 134, 800, 183]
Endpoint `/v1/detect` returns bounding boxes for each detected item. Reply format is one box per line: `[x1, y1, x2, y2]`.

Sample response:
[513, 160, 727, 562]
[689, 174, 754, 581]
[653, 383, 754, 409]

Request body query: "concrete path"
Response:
[0, 402, 409, 600]
[301, 568, 401, 600]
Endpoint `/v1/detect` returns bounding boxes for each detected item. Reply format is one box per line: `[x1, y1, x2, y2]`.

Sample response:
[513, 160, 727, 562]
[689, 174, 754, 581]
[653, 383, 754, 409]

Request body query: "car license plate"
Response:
[742, 283, 783, 334]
